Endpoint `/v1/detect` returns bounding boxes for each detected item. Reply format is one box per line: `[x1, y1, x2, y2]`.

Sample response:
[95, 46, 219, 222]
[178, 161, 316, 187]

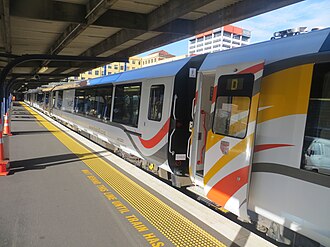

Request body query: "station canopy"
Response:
[0, 0, 302, 91]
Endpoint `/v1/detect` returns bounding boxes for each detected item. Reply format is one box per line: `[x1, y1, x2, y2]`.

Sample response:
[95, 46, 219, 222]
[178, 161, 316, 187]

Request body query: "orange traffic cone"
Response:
[3, 113, 12, 136]
[0, 129, 9, 176]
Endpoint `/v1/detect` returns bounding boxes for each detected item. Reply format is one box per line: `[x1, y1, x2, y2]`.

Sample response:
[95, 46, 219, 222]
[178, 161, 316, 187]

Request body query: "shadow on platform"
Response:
[12, 116, 35, 119]
[11, 130, 59, 135]
[11, 119, 37, 122]
[9, 151, 107, 174]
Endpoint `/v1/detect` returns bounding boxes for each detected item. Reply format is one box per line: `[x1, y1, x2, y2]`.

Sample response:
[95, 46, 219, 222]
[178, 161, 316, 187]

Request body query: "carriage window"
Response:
[56, 91, 63, 109]
[302, 63, 330, 175]
[74, 89, 85, 114]
[84, 89, 96, 116]
[213, 96, 250, 138]
[148, 85, 164, 121]
[95, 87, 112, 121]
[45, 93, 49, 105]
[37, 93, 43, 103]
[113, 83, 141, 127]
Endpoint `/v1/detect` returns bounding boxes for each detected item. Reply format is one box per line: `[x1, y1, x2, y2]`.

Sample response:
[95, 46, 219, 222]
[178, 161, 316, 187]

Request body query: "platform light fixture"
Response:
[38, 66, 48, 73]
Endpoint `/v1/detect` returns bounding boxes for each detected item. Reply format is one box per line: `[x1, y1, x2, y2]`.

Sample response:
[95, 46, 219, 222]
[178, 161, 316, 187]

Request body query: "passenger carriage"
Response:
[26, 28, 330, 246]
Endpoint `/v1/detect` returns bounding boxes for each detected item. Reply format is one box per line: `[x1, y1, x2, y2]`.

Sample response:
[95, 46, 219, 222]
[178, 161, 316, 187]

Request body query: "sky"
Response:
[138, 0, 330, 57]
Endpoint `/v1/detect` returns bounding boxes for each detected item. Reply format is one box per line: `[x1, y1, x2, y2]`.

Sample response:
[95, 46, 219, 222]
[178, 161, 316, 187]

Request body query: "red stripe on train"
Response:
[239, 62, 264, 75]
[207, 166, 249, 207]
[138, 118, 170, 149]
[254, 144, 294, 153]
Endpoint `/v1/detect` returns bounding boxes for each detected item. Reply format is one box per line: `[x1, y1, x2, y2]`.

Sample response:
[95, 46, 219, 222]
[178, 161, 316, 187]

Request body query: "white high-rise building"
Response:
[188, 25, 251, 56]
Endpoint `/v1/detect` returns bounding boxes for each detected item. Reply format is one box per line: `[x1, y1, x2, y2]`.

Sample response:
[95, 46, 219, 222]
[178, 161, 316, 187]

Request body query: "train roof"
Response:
[199, 28, 330, 72]
[87, 57, 191, 86]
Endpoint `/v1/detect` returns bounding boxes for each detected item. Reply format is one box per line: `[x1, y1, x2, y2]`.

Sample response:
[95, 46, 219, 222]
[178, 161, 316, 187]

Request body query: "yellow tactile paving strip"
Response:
[23, 104, 226, 247]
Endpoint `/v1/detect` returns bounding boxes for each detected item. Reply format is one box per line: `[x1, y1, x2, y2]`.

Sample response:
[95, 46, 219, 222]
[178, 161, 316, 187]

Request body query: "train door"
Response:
[193, 61, 264, 220]
[189, 72, 215, 186]
[138, 78, 171, 168]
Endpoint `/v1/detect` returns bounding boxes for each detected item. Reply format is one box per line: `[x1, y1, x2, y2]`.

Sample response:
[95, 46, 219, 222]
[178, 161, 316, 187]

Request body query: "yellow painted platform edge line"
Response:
[22, 103, 226, 247]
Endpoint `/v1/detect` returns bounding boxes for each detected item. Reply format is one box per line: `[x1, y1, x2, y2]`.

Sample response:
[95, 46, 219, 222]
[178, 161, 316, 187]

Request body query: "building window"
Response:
[223, 38, 231, 43]
[223, 31, 231, 37]
[114, 65, 118, 70]
[242, 36, 250, 42]
[148, 85, 164, 121]
[108, 72, 112, 75]
[120, 66, 124, 70]
[108, 65, 112, 69]
[95, 71, 99, 76]
[113, 83, 141, 127]
[205, 34, 212, 40]
[302, 63, 330, 176]
[197, 37, 203, 42]
[233, 35, 240, 40]
[190, 39, 196, 44]
[88, 71, 92, 75]
[214, 31, 222, 37]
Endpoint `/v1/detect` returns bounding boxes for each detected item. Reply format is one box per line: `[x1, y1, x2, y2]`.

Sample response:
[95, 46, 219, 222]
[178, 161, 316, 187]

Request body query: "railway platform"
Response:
[0, 102, 275, 247]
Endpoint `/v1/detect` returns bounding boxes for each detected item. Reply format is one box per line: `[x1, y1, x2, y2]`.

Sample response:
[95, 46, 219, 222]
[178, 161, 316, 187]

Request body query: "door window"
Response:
[213, 96, 250, 138]
[212, 74, 254, 138]
[148, 85, 164, 121]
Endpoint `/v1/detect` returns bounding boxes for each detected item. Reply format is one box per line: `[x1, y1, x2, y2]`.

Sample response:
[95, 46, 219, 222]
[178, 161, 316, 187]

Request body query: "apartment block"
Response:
[188, 25, 251, 55]
[73, 56, 142, 81]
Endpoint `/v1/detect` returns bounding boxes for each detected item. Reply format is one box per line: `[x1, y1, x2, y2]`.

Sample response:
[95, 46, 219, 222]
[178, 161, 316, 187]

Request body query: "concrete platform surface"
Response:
[0, 103, 275, 247]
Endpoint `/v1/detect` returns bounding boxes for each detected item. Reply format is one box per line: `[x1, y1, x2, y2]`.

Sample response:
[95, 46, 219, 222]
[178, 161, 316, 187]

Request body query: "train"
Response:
[25, 28, 330, 246]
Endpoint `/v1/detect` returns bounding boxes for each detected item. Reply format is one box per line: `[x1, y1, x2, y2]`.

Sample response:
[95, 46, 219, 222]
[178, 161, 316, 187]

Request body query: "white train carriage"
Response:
[188, 28, 330, 246]
[25, 28, 330, 246]
[28, 55, 206, 184]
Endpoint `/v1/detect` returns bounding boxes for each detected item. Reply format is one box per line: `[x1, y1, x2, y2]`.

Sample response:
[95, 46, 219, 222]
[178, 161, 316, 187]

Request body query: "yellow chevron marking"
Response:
[204, 134, 253, 185]
[257, 64, 313, 124]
